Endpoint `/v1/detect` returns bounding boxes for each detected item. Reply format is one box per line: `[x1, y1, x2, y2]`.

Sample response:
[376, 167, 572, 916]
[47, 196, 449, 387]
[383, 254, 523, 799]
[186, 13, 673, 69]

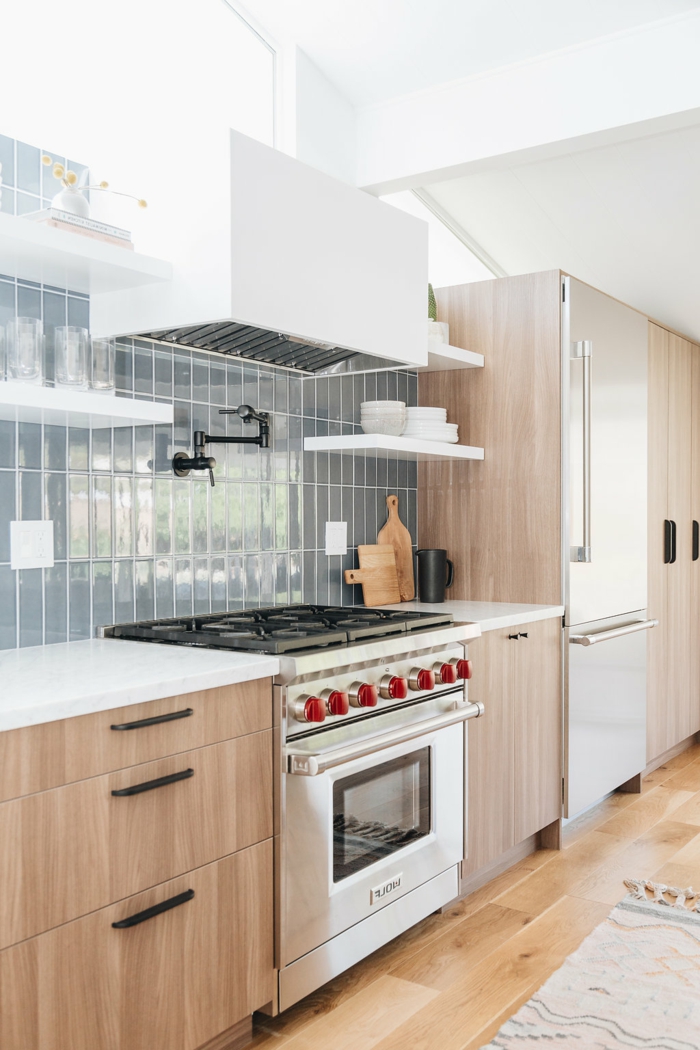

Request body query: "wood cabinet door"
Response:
[692, 344, 700, 736]
[0, 732, 272, 950]
[647, 323, 670, 760]
[0, 841, 274, 1050]
[667, 334, 693, 744]
[513, 618, 562, 842]
[464, 627, 515, 874]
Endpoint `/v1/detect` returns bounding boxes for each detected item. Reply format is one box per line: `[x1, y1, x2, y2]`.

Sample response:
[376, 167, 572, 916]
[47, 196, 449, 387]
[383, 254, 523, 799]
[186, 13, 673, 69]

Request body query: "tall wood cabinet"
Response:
[419, 271, 562, 605]
[647, 323, 700, 759]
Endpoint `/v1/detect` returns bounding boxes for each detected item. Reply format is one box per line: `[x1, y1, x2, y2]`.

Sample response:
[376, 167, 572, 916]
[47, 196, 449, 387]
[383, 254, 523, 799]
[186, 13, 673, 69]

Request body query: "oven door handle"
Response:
[285, 701, 484, 776]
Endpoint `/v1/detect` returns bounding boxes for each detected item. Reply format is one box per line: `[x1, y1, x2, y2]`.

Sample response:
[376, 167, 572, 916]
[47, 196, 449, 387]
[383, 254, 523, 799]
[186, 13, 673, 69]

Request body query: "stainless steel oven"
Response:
[277, 667, 481, 1011]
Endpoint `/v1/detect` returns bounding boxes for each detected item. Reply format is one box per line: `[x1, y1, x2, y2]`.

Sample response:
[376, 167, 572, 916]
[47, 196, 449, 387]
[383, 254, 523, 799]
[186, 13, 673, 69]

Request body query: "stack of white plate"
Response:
[402, 406, 459, 443]
[360, 400, 406, 436]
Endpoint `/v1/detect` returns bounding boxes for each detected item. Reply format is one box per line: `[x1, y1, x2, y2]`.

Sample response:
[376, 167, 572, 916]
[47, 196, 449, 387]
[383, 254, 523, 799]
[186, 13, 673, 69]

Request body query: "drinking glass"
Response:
[90, 336, 116, 393]
[55, 326, 88, 389]
[7, 317, 43, 384]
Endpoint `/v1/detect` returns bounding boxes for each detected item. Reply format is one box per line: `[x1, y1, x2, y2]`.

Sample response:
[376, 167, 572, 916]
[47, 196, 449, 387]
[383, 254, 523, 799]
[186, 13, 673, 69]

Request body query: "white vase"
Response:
[51, 186, 90, 217]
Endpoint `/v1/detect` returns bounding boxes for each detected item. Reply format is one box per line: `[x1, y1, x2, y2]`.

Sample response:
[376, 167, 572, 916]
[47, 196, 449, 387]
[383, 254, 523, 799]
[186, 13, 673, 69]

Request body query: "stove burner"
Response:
[271, 626, 329, 637]
[201, 627, 260, 639]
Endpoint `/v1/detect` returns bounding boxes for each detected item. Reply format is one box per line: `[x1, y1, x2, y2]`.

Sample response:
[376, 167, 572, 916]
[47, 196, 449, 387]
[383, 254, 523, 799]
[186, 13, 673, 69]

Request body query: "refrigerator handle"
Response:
[569, 619, 658, 646]
[693, 520, 699, 562]
[570, 340, 592, 563]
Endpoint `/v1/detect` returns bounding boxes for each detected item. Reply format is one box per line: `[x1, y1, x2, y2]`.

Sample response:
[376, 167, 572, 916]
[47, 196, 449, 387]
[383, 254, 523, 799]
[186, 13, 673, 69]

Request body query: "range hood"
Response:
[142, 322, 400, 376]
[91, 131, 428, 374]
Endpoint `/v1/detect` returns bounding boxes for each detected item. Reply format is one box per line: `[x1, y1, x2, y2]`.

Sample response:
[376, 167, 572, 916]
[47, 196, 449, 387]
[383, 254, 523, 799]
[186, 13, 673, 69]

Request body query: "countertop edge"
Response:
[0, 651, 280, 733]
[467, 607, 565, 632]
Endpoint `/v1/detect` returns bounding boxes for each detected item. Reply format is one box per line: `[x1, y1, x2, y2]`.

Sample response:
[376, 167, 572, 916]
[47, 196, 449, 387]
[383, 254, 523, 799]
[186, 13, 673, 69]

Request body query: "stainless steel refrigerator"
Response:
[563, 276, 656, 818]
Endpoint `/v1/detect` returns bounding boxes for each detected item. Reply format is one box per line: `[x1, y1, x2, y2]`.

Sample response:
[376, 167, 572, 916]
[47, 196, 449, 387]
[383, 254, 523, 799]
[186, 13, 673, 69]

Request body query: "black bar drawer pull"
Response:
[110, 707, 193, 731]
[671, 519, 677, 564]
[694, 521, 699, 562]
[112, 888, 195, 929]
[664, 520, 673, 564]
[111, 768, 194, 797]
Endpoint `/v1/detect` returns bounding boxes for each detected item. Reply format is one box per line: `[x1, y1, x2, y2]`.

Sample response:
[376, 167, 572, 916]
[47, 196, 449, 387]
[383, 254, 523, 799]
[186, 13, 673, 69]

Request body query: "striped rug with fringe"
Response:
[482, 880, 700, 1049]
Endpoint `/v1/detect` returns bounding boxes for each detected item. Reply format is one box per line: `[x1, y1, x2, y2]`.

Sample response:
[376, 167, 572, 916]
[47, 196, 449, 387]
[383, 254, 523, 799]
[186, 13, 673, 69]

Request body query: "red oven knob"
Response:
[292, 696, 326, 723]
[456, 659, 472, 681]
[434, 661, 458, 685]
[380, 675, 408, 700]
[409, 667, 436, 691]
[349, 682, 378, 708]
[322, 689, 349, 716]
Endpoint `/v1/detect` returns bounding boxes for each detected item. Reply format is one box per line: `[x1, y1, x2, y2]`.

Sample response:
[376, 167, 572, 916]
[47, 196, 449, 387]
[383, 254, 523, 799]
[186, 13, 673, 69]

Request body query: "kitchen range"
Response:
[103, 605, 482, 1010]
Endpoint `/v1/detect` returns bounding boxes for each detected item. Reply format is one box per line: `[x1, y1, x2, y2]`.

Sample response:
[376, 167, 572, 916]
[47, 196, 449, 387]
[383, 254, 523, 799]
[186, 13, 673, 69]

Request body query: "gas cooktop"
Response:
[104, 605, 453, 654]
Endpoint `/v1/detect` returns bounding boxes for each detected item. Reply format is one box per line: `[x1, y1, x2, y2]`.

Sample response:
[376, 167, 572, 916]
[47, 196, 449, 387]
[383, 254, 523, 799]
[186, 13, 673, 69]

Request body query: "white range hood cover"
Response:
[91, 131, 428, 373]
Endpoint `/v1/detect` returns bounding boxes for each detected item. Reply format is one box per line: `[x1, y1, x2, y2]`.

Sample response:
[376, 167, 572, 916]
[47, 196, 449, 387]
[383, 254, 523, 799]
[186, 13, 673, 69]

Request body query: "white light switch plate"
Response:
[10, 520, 54, 569]
[325, 521, 348, 556]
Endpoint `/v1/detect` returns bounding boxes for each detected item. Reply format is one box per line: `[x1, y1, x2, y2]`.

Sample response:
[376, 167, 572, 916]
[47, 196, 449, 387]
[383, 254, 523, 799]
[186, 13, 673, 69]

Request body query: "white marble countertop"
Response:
[0, 639, 279, 732]
[377, 600, 565, 633]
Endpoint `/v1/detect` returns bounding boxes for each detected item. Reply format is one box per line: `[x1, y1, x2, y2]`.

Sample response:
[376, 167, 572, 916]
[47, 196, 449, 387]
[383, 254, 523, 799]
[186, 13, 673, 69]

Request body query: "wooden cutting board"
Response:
[377, 494, 415, 601]
[344, 545, 401, 607]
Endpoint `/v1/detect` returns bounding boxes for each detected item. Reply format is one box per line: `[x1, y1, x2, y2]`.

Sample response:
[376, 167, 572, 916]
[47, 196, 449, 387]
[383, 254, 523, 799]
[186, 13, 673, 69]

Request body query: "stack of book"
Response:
[23, 208, 133, 250]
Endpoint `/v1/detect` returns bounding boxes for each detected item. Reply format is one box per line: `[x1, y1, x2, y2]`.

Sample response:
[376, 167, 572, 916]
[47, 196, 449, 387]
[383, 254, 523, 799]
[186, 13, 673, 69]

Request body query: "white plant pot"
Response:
[428, 319, 449, 345]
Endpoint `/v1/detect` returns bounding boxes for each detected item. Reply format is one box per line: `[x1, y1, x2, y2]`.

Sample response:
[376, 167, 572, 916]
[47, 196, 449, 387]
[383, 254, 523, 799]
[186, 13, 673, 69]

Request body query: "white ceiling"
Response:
[240, 0, 699, 107]
[425, 122, 700, 340]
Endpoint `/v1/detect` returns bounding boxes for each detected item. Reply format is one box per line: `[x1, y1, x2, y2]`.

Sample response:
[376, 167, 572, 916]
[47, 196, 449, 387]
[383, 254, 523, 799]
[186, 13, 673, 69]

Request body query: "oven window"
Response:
[332, 747, 431, 882]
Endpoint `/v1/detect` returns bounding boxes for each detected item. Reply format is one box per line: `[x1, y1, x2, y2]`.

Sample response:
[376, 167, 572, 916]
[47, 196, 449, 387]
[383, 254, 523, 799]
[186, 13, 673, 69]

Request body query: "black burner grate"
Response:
[109, 604, 453, 654]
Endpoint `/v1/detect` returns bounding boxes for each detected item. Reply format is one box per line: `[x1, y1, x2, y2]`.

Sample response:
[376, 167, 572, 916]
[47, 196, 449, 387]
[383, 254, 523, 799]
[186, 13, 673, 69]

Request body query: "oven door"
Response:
[280, 700, 470, 968]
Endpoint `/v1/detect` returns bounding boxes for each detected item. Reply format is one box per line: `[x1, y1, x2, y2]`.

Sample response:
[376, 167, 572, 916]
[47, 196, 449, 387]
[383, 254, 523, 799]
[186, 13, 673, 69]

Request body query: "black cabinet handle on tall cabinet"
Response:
[664, 520, 677, 564]
[112, 889, 195, 929]
[693, 521, 699, 562]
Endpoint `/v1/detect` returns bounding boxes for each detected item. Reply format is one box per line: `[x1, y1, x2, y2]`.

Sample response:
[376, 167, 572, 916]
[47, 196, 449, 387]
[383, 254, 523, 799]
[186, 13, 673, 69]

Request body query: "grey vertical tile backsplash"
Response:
[0, 280, 418, 649]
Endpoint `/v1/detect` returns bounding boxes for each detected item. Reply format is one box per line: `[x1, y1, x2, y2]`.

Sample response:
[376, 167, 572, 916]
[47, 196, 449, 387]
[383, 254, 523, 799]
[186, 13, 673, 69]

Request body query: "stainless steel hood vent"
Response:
[144, 321, 400, 375]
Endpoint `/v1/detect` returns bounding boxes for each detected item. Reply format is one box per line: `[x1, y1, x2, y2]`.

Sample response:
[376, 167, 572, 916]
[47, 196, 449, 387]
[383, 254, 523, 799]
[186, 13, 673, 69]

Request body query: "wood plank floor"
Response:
[250, 742, 700, 1050]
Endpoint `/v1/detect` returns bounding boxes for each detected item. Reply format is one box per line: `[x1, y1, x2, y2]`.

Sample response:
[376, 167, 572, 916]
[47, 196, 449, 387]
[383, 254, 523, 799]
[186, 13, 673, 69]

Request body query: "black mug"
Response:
[415, 549, 454, 603]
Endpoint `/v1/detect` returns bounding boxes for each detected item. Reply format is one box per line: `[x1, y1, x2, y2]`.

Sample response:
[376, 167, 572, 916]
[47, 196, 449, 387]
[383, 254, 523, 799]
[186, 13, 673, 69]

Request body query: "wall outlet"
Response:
[10, 520, 54, 570]
[325, 521, 348, 556]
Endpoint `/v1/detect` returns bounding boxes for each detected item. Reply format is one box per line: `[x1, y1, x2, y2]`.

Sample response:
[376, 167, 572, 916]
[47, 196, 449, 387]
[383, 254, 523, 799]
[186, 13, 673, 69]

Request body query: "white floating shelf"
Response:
[0, 382, 173, 429]
[0, 212, 172, 295]
[415, 344, 484, 372]
[304, 434, 484, 462]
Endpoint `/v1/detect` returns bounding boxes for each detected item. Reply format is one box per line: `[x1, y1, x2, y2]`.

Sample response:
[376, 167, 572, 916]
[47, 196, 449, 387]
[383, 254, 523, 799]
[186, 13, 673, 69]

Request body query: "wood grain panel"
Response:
[667, 333, 693, 745]
[0, 842, 274, 1050]
[0, 677, 272, 803]
[513, 617, 562, 841]
[464, 628, 515, 873]
[418, 271, 562, 604]
[647, 323, 670, 761]
[0, 732, 272, 949]
[691, 343, 700, 738]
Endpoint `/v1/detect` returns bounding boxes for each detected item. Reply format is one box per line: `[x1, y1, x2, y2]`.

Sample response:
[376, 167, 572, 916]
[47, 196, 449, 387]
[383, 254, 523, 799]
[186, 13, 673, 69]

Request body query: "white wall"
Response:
[294, 50, 357, 184]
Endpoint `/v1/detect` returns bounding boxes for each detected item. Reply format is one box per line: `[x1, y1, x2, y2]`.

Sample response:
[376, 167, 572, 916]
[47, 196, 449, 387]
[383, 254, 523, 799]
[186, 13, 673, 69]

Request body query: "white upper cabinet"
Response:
[91, 131, 428, 372]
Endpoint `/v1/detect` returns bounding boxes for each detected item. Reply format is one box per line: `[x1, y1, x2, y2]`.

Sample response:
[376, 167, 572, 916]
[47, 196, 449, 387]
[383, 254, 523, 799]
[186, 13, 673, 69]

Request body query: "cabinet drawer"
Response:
[0, 731, 272, 950]
[0, 677, 272, 802]
[0, 841, 274, 1050]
